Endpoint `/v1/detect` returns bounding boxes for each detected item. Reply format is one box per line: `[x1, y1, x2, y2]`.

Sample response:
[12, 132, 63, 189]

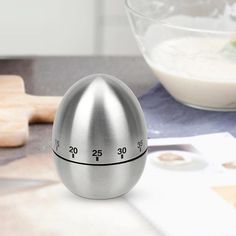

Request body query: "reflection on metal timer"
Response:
[52, 74, 147, 199]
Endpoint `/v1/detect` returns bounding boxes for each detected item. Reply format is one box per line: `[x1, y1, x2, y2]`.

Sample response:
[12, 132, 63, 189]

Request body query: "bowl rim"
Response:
[125, 0, 236, 35]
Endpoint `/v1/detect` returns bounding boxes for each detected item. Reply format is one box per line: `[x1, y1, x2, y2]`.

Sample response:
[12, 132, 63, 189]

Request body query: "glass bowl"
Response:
[125, 0, 236, 111]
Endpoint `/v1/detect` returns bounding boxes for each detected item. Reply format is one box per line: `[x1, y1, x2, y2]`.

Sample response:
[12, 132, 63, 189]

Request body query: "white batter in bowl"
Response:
[126, 0, 236, 110]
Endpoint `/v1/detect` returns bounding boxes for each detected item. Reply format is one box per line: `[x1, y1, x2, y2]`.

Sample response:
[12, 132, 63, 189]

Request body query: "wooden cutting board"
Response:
[0, 75, 62, 147]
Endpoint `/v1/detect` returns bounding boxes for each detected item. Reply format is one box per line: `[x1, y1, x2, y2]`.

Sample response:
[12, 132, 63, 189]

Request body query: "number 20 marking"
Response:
[69, 146, 78, 158]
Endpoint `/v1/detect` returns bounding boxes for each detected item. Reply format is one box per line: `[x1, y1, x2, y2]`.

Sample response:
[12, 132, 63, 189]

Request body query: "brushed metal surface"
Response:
[52, 74, 147, 199]
[54, 153, 146, 199]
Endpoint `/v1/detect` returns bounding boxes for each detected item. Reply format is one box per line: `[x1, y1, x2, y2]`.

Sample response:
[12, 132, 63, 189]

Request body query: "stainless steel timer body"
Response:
[52, 74, 147, 199]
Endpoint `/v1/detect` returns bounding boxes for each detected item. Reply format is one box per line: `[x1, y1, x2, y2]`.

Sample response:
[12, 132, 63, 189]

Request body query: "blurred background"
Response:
[0, 0, 139, 56]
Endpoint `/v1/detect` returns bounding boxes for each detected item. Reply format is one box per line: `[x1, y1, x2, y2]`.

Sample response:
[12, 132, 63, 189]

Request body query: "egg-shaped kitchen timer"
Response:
[52, 74, 147, 199]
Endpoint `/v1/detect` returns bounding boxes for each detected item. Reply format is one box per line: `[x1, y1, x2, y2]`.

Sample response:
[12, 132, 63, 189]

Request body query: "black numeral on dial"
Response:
[92, 149, 103, 161]
[137, 140, 143, 152]
[69, 146, 78, 158]
[117, 147, 127, 159]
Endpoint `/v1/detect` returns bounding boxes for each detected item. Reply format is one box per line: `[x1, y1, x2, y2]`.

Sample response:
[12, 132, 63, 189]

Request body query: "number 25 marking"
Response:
[92, 149, 102, 161]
